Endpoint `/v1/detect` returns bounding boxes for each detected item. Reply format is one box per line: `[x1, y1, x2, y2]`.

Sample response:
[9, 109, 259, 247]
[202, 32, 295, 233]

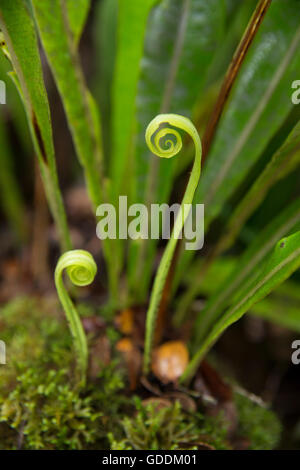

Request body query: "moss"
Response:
[109, 397, 230, 450]
[0, 296, 282, 451]
[235, 392, 282, 450]
[0, 296, 127, 450]
[0, 296, 72, 393]
[0, 352, 128, 450]
[1, 367, 99, 449]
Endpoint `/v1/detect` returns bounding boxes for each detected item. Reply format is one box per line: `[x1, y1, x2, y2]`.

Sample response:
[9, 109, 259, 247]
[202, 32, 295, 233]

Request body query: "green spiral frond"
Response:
[55, 250, 97, 384]
[143, 114, 202, 374]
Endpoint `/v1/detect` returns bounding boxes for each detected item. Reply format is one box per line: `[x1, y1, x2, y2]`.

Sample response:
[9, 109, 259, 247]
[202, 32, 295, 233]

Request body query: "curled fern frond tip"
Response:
[55, 249, 97, 287]
[54, 249, 97, 383]
[145, 113, 201, 162]
[143, 113, 202, 375]
[146, 114, 182, 159]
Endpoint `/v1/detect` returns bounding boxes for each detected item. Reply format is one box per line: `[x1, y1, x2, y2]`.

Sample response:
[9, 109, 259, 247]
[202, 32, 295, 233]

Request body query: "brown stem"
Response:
[153, 0, 273, 327]
[202, 0, 272, 160]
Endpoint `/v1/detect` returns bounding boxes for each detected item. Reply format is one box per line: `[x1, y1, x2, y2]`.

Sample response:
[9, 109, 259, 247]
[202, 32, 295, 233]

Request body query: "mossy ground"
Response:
[0, 296, 281, 450]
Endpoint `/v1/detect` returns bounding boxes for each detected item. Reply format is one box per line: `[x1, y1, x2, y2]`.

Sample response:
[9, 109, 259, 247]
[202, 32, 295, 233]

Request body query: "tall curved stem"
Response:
[55, 249, 97, 384]
[143, 114, 202, 374]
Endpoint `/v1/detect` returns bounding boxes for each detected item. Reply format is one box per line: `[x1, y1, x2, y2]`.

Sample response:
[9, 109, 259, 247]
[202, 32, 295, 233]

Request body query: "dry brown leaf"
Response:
[141, 397, 172, 411]
[116, 338, 142, 390]
[82, 315, 106, 336]
[165, 392, 197, 412]
[115, 308, 134, 335]
[152, 341, 189, 384]
[88, 335, 111, 379]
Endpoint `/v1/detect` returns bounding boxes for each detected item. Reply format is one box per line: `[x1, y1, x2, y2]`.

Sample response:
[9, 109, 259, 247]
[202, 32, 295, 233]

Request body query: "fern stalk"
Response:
[55, 249, 97, 384]
[143, 114, 202, 374]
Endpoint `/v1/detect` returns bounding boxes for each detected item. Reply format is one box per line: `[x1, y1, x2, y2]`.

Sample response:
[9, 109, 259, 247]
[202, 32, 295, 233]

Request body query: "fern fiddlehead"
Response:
[55, 250, 97, 383]
[143, 113, 202, 374]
